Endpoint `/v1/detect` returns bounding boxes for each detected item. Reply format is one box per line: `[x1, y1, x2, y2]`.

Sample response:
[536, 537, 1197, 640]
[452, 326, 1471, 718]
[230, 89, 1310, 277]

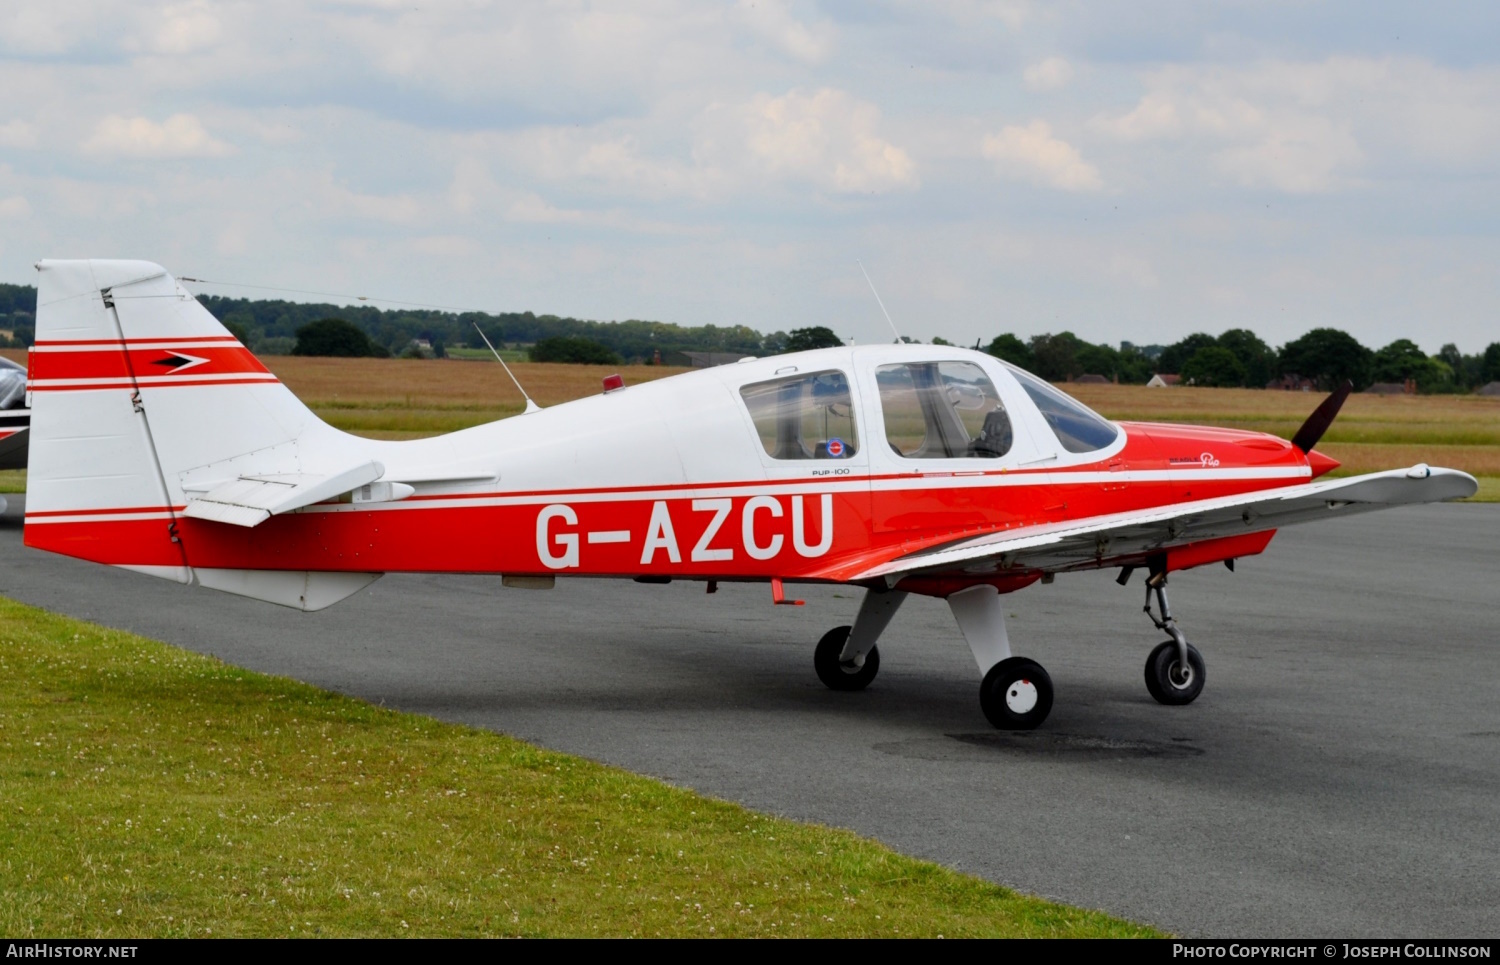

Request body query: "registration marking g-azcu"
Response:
[535, 493, 835, 569]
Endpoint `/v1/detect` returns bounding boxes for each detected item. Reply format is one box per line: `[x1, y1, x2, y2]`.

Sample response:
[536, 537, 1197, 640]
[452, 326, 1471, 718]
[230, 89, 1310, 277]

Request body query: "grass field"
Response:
[1, 351, 1494, 497]
[0, 599, 1153, 938]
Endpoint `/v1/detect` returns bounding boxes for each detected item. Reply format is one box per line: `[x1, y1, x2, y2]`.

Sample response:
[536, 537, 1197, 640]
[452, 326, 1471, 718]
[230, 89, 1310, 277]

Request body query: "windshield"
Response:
[1006, 365, 1119, 454]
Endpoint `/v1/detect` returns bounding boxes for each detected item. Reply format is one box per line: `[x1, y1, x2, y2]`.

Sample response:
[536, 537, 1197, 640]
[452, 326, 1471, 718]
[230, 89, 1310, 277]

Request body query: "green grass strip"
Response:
[0, 598, 1155, 938]
[1470, 476, 1500, 502]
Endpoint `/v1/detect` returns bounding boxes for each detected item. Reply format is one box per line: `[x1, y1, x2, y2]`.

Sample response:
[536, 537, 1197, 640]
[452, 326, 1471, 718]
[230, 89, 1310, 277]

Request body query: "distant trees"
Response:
[1180, 347, 1247, 387]
[529, 336, 621, 365]
[786, 326, 844, 352]
[222, 319, 251, 345]
[1149, 329, 1275, 387]
[973, 325, 1498, 393]
[1371, 338, 1454, 391]
[1156, 333, 1219, 376]
[1216, 329, 1277, 387]
[983, 331, 1152, 383]
[292, 318, 391, 358]
[1025, 332, 1084, 381]
[1278, 328, 1373, 391]
[985, 333, 1032, 369]
[1483, 343, 1500, 384]
[2, 276, 1478, 392]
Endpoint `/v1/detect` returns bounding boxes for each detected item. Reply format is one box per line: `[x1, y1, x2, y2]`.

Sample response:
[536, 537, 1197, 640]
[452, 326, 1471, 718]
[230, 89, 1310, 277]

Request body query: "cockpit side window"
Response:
[876, 361, 1013, 459]
[739, 369, 859, 460]
[1006, 365, 1120, 454]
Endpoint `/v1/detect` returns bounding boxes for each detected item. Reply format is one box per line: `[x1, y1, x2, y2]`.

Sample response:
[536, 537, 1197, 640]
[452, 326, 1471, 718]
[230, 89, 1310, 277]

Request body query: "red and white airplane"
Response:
[24, 260, 1477, 729]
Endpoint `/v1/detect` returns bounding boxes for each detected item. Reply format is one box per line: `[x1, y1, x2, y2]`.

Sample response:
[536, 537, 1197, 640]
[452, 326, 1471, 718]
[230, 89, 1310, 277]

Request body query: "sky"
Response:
[2, 1, 1498, 352]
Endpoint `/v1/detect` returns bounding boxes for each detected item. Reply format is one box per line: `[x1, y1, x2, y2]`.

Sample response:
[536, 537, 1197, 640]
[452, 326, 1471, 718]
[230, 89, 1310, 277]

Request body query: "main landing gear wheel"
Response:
[1144, 640, 1206, 705]
[980, 657, 1054, 730]
[814, 626, 880, 691]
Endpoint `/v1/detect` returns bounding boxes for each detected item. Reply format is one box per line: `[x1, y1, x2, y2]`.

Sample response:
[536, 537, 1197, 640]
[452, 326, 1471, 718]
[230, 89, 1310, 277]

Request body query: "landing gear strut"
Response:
[816, 584, 1057, 729]
[950, 584, 1053, 730]
[814, 588, 905, 691]
[1142, 571, 1206, 705]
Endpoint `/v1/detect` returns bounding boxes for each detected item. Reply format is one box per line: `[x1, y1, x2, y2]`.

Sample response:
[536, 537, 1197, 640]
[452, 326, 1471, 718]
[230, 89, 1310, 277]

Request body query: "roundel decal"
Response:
[826, 437, 846, 458]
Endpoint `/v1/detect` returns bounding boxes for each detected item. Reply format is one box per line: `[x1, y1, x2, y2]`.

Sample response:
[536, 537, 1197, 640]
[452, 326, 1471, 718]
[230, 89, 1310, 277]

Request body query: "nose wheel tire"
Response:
[1144, 640, 1206, 705]
[814, 625, 880, 691]
[980, 657, 1054, 730]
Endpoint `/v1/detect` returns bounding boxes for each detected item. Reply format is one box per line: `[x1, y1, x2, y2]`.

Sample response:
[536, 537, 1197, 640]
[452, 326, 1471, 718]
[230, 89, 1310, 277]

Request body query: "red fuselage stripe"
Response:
[24, 473, 1298, 580]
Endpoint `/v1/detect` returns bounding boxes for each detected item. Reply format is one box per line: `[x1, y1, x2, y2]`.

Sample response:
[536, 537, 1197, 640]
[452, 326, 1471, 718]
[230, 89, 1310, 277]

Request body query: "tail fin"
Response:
[25, 259, 380, 609]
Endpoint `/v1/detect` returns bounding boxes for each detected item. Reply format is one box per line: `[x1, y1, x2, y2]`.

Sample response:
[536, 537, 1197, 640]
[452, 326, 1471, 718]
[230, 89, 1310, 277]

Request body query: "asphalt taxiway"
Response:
[3, 497, 1496, 936]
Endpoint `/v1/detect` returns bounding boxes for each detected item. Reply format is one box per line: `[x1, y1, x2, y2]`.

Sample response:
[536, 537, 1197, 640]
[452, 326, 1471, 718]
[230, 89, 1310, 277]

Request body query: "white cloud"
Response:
[1094, 57, 1500, 193]
[982, 121, 1102, 191]
[734, 0, 833, 64]
[507, 193, 585, 225]
[81, 113, 234, 159]
[737, 89, 918, 193]
[0, 5, 111, 56]
[1213, 117, 1362, 194]
[132, 1, 223, 54]
[511, 128, 726, 202]
[506, 192, 714, 236]
[1024, 57, 1073, 91]
[913, 0, 1032, 30]
[322, 180, 424, 224]
[506, 87, 918, 200]
[0, 196, 30, 219]
[0, 121, 37, 149]
[1095, 94, 1181, 141]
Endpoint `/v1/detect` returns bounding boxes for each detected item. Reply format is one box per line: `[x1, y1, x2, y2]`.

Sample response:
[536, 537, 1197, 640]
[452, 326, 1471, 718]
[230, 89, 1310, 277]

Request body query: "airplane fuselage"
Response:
[25, 342, 1329, 594]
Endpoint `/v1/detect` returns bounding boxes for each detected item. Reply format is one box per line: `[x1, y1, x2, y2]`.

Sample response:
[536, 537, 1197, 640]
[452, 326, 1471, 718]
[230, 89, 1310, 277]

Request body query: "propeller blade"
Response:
[1290, 378, 1353, 454]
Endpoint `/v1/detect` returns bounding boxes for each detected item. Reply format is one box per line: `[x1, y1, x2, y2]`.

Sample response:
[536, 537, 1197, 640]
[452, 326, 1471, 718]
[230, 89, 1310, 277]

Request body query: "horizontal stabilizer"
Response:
[183, 460, 385, 527]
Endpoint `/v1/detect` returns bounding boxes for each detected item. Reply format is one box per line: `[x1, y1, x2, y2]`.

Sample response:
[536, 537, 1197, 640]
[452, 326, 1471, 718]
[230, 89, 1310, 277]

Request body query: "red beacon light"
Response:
[602, 373, 625, 394]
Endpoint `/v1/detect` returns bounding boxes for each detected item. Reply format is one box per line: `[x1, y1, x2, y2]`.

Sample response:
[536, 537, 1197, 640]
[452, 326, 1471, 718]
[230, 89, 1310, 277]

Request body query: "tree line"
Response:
[1, 282, 1497, 391]
[195, 293, 775, 362]
[980, 328, 1500, 393]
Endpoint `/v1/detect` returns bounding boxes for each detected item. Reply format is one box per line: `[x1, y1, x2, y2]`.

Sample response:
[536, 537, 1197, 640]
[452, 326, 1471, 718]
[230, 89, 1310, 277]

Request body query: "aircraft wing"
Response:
[851, 465, 1478, 584]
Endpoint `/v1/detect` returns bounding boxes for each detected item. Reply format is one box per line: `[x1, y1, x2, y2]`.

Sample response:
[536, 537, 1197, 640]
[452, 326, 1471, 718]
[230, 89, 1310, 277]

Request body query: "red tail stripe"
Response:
[29, 345, 271, 382]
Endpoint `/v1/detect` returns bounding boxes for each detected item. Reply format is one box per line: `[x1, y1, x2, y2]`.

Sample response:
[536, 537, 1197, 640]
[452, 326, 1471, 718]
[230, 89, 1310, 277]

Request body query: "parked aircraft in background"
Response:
[23, 261, 1477, 729]
[0, 355, 29, 469]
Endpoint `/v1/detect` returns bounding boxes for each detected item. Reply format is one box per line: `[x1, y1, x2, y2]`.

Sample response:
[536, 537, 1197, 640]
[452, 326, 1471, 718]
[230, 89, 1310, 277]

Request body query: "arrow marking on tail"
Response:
[151, 351, 211, 373]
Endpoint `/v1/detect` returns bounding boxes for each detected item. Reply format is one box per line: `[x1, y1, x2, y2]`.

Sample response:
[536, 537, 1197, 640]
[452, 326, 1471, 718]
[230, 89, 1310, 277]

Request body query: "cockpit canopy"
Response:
[735, 349, 1118, 464]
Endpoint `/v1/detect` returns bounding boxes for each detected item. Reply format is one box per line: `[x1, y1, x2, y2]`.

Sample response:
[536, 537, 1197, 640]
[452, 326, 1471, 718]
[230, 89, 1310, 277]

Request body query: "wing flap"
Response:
[182, 460, 385, 528]
[855, 465, 1477, 583]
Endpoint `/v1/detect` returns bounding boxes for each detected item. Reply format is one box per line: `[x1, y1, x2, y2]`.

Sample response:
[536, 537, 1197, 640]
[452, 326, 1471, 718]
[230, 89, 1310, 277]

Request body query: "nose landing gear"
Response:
[1141, 571, 1206, 705]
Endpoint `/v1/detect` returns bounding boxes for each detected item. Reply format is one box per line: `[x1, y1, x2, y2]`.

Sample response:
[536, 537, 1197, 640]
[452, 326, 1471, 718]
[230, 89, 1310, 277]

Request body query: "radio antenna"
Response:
[857, 260, 902, 343]
[473, 322, 541, 414]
